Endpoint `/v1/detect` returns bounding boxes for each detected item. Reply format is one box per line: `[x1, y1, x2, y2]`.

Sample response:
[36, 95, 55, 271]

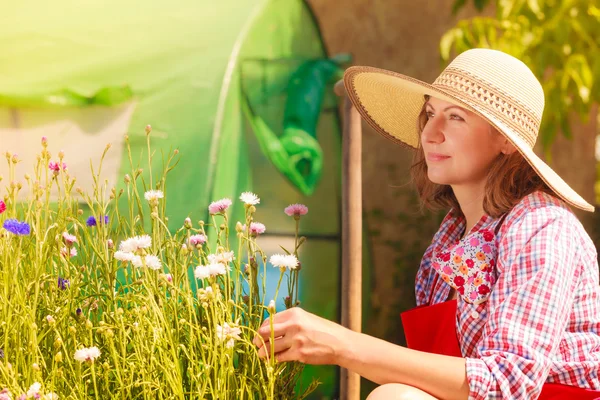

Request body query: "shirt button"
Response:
[470, 310, 480, 319]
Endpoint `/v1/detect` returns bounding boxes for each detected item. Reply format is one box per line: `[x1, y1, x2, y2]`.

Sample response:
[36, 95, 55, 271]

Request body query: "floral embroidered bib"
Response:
[432, 227, 499, 305]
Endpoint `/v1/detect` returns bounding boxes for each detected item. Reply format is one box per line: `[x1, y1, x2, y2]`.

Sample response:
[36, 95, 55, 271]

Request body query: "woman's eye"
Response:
[425, 111, 434, 119]
[450, 113, 464, 121]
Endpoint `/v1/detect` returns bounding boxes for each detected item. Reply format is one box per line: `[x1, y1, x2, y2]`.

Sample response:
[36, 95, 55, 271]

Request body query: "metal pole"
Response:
[334, 79, 362, 400]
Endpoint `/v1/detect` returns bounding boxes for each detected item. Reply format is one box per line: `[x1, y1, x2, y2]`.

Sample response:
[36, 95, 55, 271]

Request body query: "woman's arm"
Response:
[338, 328, 470, 400]
[253, 307, 470, 400]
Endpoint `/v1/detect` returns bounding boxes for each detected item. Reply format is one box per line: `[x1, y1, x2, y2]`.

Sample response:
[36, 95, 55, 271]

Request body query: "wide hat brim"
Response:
[343, 65, 594, 212]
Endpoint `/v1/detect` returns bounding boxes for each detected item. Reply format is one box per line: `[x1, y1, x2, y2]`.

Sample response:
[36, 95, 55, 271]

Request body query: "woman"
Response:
[252, 49, 600, 399]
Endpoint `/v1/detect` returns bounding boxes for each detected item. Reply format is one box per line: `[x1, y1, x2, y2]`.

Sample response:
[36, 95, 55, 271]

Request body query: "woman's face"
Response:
[420, 97, 508, 188]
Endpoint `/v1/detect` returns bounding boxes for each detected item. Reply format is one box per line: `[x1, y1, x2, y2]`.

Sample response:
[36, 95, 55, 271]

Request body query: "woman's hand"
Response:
[252, 307, 351, 365]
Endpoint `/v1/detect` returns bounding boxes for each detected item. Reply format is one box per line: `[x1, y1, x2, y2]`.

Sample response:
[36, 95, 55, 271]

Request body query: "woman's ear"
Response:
[501, 140, 517, 155]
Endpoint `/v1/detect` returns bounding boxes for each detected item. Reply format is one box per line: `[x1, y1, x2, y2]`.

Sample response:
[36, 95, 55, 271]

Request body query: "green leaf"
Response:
[278, 245, 291, 255]
[440, 28, 463, 61]
[474, 0, 491, 11]
[452, 0, 467, 15]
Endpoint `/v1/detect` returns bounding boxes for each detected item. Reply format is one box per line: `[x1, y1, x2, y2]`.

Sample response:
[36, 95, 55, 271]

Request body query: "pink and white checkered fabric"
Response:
[415, 191, 600, 399]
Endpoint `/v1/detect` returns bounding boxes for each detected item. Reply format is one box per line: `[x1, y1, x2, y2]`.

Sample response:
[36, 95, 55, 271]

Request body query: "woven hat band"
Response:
[433, 68, 540, 149]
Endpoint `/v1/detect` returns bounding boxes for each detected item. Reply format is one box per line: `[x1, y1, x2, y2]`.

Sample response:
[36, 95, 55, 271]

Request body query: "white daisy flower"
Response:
[269, 254, 299, 270]
[27, 382, 41, 398]
[239, 191, 260, 205]
[208, 262, 227, 277]
[119, 235, 152, 253]
[216, 322, 242, 348]
[114, 250, 134, 262]
[194, 265, 211, 280]
[74, 346, 101, 363]
[144, 190, 164, 202]
[144, 255, 161, 270]
[131, 255, 143, 268]
[208, 251, 235, 265]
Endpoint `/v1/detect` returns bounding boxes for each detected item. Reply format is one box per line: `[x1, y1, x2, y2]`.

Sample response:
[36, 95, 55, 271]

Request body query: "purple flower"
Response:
[76, 308, 82, 317]
[58, 277, 70, 290]
[86, 215, 109, 227]
[2, 219, 30, 235]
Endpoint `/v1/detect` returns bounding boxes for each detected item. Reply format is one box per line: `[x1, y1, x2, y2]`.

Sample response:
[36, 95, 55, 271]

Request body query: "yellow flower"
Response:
[473, 277, 483, 286]
[442, 274, 451, 283]
[453, 255, 462, 264]
[459, 264, 469, 275]
[476, 252, 485, 261]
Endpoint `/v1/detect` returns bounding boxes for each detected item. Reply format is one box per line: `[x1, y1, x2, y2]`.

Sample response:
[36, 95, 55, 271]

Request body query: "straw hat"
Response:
[343, 48, 594, 212]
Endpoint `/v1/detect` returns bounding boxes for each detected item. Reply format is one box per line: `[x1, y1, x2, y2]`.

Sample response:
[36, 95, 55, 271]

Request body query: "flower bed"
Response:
[0, 128, 316, 399]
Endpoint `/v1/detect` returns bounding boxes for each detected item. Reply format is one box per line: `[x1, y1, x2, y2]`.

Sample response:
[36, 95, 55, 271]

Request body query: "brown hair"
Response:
[410, 98, 554, 218]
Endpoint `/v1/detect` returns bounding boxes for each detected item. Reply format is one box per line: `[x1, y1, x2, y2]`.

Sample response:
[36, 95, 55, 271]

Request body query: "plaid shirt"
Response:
[415, 191, 600, 399]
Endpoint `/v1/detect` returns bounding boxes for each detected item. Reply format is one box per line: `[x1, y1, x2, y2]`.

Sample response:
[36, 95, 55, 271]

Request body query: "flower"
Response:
[0, 388, 11, 400]
[86, 215, 109, 227]
[107, 239, 114, 249]
[60, 247, 77, 258]
[239, 192, 260, 205]
[44, 394, 58, 400]
[458, 264, 469, 275]
[48, 161, 67, 174]
[452, 255, 462, 265]
[26, 382, 41, 398]
[216, 322, 241, 348]
[188, 234, 207, 247]
[0, 200, 5, 214]
[3, 219, 30, 235]
[269, 254, 299, 270]
[144, 255, 162, 270]
[284, 203, 308, 217]
[57, 277, 69, 290]
[482, 230, 494, 242]
[243, 222, 266, 236]
[161, 273, 172, 283]
[114, 251, 134, 262]
[475, 252, 486, 261]
[198, 286, 214, 301]
[478, 285, 490, 295]
[118, 235, 151, 253]
[465, 259, 474, 268]
[131, 255, 143, 268]
[474, 276, 483, 286]
[194, 265, 211, 280]
[208, 251, 235, 265]
[62, 232, 77, 245]
[268, 300, 276, 313]
[208, 262, 227, 277]
[74, 346, 101, 363]
[208, 198, 232, 214]
[144, 190, 164, 202]
[453, 276, 465, 286]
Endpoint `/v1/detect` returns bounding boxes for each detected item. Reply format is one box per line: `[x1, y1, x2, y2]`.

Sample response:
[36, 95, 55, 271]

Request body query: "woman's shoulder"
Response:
[500, 190, 595, 256]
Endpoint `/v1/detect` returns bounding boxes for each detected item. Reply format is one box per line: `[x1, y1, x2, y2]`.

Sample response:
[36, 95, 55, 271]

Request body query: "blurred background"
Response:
[1, 0, 598, 398]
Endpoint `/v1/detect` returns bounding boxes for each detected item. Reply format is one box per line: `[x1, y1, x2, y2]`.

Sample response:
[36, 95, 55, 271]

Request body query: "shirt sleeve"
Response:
[465, 206, 583, 399]
[415, 241, 436, 306]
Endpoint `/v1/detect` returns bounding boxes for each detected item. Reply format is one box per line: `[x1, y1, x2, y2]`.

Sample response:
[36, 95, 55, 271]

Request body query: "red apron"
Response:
[401, 273, 600, 399]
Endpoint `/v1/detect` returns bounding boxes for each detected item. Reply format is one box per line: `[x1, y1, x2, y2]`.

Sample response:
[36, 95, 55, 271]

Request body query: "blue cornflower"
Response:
[86, 215, 109, 227]
[2, 219, 31, 235]
[58, 277, 70, 290]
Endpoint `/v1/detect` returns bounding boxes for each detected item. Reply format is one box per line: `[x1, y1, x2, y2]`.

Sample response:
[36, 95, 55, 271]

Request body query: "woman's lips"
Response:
[427, 153, 451, 162]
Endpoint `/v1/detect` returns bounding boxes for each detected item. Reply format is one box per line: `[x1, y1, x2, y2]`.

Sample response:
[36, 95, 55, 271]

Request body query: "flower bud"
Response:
[184, 217, 192, 229]
[145, 125, 152, 134]
[268, 300, 276, 314]
[124, 174, 131, 184]
[41, 136, 48, 147]
[55, 351, 63, 363]
[58, 150, 65, 160]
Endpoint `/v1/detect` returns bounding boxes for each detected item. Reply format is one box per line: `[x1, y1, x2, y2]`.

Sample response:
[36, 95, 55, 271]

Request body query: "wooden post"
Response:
[334, 79, 362, 400]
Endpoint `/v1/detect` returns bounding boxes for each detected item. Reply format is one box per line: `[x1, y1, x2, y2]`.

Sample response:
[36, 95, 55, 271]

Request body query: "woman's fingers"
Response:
[256, 335, 292, 358]
[253, 322, 291, 347]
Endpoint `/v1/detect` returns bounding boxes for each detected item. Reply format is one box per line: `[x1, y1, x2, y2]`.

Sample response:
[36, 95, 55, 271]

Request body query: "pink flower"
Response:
[482, 244, 492, 254]
[0, 200, 5, 214]
[469, 291, 478, 301]
[284, 203, 308, 217]
[243, 222, 266, 236]
[442, 265, 453, 275]
[469, 237, 480, 247]
[188, 234, 207, 247]
[62, 232, 77, 245]
[455, 247, 464, 256]
[48, 161, 67, 175]
[208, 198, 232, 215]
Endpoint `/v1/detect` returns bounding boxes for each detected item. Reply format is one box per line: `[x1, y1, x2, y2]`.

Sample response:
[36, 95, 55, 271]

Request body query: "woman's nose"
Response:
[422, 117, 445, 144]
